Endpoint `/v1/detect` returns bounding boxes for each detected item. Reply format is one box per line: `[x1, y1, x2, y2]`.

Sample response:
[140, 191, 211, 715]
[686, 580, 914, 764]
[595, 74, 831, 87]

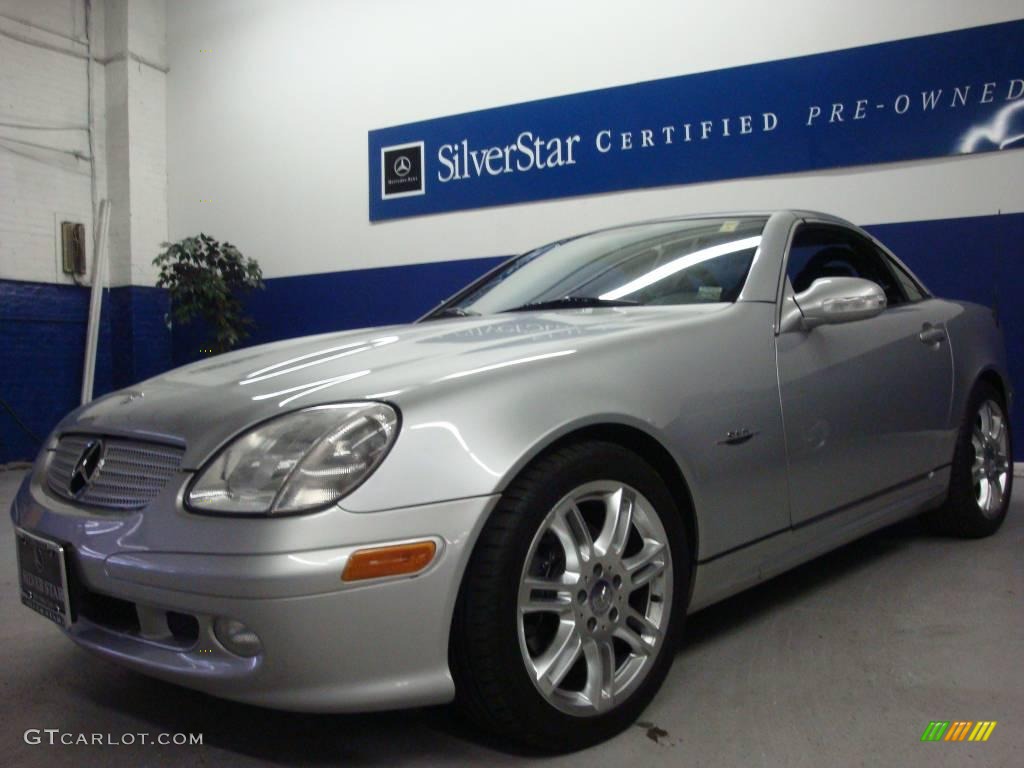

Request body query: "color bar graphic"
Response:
[968, 721, 998, 742]
[921, 722, 949, 741]
[921, 720, 997, 742]
[944, 721, 972, 741]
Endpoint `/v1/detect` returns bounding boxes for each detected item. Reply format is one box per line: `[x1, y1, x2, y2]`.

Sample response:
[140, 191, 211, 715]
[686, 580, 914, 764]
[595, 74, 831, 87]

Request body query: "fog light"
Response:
[213, 617, 262, 657]
[342, 540, 437, 582]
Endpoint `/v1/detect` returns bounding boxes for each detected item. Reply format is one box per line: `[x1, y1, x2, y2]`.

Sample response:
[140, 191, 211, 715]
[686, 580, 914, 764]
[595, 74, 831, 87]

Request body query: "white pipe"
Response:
[85, 0, 97, 254]
[81, 199, 110, 404]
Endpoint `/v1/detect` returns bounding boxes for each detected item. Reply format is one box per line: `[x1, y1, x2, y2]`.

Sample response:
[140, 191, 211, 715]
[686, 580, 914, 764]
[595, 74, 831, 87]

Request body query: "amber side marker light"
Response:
[342, 540, 437, 582]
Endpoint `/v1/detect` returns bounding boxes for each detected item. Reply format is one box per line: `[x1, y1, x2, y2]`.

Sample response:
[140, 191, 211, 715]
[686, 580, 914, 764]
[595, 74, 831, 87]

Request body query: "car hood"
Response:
[63, 305, 727, 468]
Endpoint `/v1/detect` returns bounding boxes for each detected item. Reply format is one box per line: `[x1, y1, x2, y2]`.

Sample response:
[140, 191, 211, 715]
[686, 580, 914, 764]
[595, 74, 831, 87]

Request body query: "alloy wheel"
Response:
[972, 399, 1011, 517]
[516, 481, 672, 716]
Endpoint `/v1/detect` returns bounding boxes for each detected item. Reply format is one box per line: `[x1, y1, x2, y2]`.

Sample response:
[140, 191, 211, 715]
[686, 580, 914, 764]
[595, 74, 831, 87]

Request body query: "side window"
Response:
[884, 254, 925, 302]
[786, 225, 906, 306]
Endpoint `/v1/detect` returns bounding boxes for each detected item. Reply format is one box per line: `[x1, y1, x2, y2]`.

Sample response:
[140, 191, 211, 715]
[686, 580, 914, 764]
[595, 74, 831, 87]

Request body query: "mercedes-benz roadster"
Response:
[11, 210, 1013, 749]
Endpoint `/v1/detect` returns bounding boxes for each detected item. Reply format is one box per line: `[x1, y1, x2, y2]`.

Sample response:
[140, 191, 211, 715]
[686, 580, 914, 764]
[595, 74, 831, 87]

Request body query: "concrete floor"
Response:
[1, 467, 1021, 767]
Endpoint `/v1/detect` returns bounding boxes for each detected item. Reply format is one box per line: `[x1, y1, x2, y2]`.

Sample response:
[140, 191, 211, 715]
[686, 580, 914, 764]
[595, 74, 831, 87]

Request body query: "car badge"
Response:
[120, 391, 144, 405]
[69, 439, 104, 497]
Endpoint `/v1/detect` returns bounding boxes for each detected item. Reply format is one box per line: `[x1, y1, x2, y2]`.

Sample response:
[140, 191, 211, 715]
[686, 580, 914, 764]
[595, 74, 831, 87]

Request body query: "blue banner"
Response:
[369, 20, 1024, 221]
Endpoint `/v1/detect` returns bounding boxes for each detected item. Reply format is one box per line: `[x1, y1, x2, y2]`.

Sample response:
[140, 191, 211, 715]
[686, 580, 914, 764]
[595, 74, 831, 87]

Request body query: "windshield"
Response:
[428, 217, 767, 317]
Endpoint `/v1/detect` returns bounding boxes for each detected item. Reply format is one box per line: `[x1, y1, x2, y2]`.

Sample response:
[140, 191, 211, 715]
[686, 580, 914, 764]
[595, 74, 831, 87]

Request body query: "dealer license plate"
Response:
[16, 528, 73, 628]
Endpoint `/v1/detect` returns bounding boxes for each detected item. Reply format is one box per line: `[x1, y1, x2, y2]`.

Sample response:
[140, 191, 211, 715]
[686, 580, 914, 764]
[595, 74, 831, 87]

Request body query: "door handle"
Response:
[919, 324, 946, 345]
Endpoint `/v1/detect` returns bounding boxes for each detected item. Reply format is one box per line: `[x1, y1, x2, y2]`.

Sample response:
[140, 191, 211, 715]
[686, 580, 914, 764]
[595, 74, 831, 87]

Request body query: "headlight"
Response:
[188, 402, 398, 515]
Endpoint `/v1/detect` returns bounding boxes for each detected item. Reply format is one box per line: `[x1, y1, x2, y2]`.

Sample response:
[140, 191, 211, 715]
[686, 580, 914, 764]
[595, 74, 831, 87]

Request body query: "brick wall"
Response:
[0, 279, 112, 461]
[0, 0, 102, 285]
[0, 0, 171, 463]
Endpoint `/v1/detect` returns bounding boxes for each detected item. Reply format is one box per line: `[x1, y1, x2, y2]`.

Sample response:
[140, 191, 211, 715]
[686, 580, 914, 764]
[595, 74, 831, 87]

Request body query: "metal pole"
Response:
[81, 198, 110, 404]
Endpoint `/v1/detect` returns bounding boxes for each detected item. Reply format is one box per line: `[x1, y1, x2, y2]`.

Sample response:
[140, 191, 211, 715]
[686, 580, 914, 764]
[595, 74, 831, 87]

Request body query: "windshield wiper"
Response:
[421, 307, 481, 321]
[501, 296, 639, 313]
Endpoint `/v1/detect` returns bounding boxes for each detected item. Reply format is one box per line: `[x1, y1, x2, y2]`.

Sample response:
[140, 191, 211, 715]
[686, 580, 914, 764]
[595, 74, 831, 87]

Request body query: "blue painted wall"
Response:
[0, 282, 168, 464]
[1, 281, 110, 463]
[2, 212, 1021, 464]
[108, 286, 173, 388]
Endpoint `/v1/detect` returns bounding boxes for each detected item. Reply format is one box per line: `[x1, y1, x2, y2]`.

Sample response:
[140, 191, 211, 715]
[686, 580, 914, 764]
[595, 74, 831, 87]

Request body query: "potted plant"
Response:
[154, 234, 264, 354]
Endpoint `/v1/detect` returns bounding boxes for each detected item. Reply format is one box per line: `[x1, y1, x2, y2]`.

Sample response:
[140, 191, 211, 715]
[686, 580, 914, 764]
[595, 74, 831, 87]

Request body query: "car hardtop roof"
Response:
[561, 209, 856, 243]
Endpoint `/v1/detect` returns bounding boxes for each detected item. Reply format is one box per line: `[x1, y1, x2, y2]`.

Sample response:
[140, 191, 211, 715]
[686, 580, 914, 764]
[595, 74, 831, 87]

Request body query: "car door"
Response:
[775, 222, 954, 526]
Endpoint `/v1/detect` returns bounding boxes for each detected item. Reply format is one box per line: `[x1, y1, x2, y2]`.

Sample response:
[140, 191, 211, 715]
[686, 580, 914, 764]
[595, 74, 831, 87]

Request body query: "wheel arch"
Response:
[447, 423, 697, 743]
[446, 419, 701, 675]
[977, 367, 1011, 410]
[500, 422, 700, 585]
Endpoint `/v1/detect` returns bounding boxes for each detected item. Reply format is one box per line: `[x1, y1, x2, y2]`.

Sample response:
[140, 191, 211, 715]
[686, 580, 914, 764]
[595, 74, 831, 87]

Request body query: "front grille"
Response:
[47, 434, 184, 510]
[76, 586, 200, 647]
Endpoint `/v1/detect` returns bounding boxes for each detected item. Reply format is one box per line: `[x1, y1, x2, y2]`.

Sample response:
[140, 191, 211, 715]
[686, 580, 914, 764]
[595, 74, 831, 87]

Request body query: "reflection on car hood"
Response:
[65, 306, 726, 467]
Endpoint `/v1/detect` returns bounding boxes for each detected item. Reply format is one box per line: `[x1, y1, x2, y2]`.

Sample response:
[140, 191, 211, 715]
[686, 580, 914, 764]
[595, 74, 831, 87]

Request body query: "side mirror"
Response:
[794, 277, 886, 329]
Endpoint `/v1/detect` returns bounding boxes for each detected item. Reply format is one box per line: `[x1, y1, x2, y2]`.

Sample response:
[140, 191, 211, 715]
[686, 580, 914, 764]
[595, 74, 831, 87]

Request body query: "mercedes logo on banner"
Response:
[69, 439, 104, 497]
[393, 155, 412, 177]
[380, 142, 425, 199]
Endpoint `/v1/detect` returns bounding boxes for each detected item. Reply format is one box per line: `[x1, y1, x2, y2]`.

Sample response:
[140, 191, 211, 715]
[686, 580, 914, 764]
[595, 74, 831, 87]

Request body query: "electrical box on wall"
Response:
[61, 221, 86, 276]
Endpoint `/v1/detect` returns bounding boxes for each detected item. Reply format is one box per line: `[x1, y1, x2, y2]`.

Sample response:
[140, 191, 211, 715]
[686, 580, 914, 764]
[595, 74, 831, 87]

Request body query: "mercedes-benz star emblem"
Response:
[590, 580, 614, 614]
[393, 155, 412, 177]
[69, 439, 104, 497]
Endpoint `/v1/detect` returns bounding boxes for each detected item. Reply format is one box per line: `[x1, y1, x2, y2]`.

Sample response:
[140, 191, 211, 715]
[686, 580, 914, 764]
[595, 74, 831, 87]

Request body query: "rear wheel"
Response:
[927, 381, 1013, 537]
[451, 441, 690, 750]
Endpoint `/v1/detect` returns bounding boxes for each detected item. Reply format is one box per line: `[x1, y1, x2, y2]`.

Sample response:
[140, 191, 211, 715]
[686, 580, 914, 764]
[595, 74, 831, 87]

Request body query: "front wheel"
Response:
[450, 441, 690, 750]
[927, 380, 1013, 537]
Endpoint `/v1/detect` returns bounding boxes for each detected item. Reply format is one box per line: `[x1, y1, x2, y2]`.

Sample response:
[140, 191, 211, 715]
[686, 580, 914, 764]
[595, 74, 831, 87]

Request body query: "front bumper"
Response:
[10, 471, 497, 712]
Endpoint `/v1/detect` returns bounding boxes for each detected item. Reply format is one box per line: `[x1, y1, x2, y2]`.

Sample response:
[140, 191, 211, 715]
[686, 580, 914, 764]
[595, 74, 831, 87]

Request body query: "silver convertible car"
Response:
[11, 210, 1013, 749]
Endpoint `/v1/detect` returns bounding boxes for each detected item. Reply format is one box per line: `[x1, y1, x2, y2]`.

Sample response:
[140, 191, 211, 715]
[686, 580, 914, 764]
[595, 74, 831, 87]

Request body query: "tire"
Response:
[926, 380, 1013, 538]
[450, 440, 690, 751]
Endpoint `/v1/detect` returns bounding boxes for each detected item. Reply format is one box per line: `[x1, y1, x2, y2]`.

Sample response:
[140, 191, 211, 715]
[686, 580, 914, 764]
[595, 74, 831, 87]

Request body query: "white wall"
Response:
[0, 0, 168, 287]
[103, 0, 169, 287]
[0, 0, 104, 284]
[156, 0, 1020, 280]
[117, 0, 168, 287]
